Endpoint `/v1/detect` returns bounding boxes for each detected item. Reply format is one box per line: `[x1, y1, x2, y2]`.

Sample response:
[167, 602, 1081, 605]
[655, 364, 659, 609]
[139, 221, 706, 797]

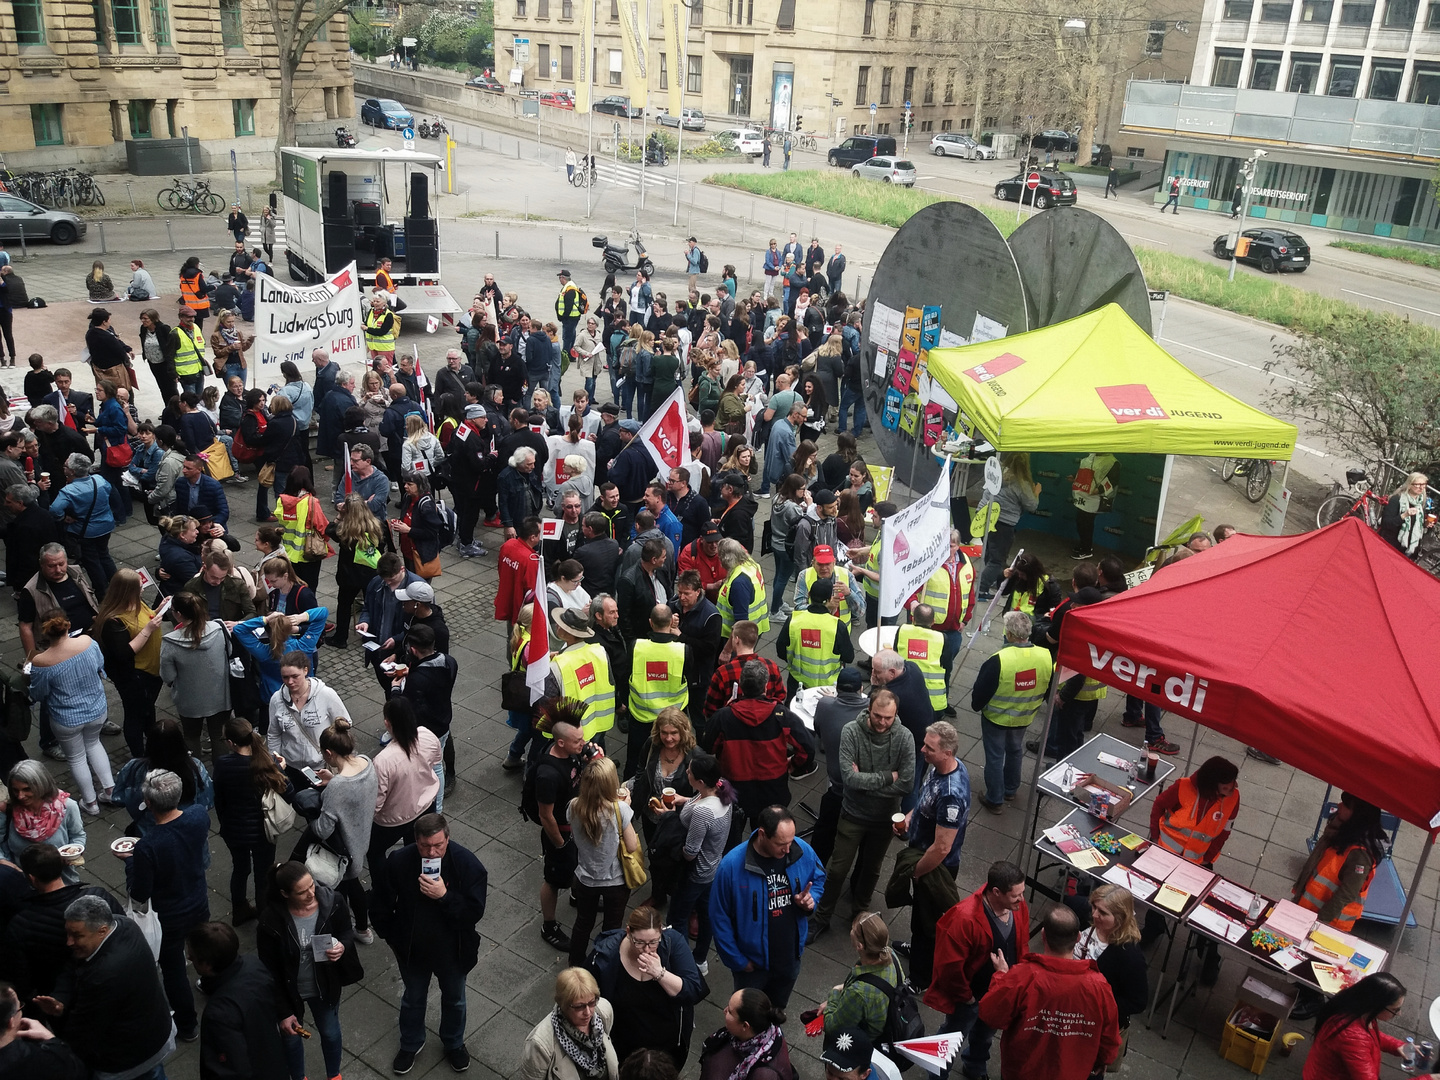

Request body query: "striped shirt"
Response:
[28, 640, 107, 728]
[681, 794, 731, 883]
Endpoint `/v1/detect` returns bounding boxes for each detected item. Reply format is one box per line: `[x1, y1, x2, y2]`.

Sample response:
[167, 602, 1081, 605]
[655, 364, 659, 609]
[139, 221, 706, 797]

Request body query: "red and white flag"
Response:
[893, 1035, 963, 1076]
[525, 554, 551, 704]
[636, 383, 692, 479]
[342, 445, 353, 495]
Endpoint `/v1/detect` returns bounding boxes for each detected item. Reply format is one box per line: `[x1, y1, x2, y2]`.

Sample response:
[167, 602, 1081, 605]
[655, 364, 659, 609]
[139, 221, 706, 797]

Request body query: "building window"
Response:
[537, 0, 547, 16]
[944, 68, 955, 103]
[1327, 55, 1363, 94]
[1251, 51, 1283, 88]
[909, 3, 919, 35]
[14, 0, 45, 44]
[232, 98, 255, 136]
[561, 44, 573, 78]
[1412, 62, 1440, 101]
[219, 0, 243, 46]
[687, 54, 702, 93]
[1368, 59, 1404, 97]
[855, 65, 869, 104]
[314, 16, 326, 40]
[887, 1, 897, 35]
[1289, 53, 1322, 91]
[538, 42, 550, 75]
[1144, 20, 1166, 56]
[1222, 0, 1252, 18]
[610, 0, 617, 17]
[941, 118, 952, 130]
[923, 67, 934, 104]
[91, 0, 106, 45]
[1301, 0, 1334, 19]
[515, 0, 526, 13]
[31, 104, 62, 145]
[149, 0, 168, 43]
[876, 122, 890, 133]
[608, 49, 622, 85]
[1212, 49, 1244, 86]
[729, 54, 752, 115]
[776, 0, 793, 27]
[902, 66, 915, 103]
[690, 0, 702, 25]
[1382, 0, 1418, 24]
[1428, 0, 1440, 26]
[863, 0, 874, 34]
[1260, 0, 1292, 19]
[880, 66, 893, 104]
[659, 53, 668, 89]
[960, 117, 972, 129]
[920, 119, 933, 131]
[127, 99, 152, 137]
[1338, 0, 1374, 22]
[562, 0, 572, 15]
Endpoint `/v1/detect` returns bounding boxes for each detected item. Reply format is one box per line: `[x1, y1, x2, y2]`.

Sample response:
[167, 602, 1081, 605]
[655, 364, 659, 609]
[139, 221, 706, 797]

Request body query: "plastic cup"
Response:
[662, 787, 676, 807]
[1145, 752, 1158, 781]
[892, 813, 906, 825]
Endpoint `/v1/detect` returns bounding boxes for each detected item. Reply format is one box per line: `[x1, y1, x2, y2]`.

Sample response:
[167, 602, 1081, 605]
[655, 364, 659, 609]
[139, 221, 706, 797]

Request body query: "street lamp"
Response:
[1228, 148, 1268, 282]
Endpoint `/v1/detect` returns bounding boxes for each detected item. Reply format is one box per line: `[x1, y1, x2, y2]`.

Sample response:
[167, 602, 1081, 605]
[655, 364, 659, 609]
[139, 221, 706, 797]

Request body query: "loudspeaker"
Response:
[328, 171, 349, 219]
[269, 191, 277, 211]
[353, 200, 382, 227]
[323, 221, 354, 272]
[406, 233, 438, 274]
[403, 216, 435, 239]
[410, 172, 428, 219]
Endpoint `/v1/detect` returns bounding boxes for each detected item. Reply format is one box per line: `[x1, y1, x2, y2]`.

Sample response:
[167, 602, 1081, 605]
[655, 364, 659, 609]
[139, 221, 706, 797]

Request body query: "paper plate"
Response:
[1430, 993, 1440, 1040]
[110, 837, 137, 854]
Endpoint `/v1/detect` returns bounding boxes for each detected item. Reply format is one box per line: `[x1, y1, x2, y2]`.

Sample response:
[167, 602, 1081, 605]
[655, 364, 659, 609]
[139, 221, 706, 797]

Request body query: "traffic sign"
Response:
[1026, 172, 1041, 189]
[869, 103, 877, 114]
[404, 138, 415, 150]
[518, 88, 541, 97]
[904, 100, 912, 109]
[402, 126, 415, 140]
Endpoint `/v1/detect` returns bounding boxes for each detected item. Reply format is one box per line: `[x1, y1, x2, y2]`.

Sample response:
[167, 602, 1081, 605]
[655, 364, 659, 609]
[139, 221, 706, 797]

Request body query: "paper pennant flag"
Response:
[893, 1035, 963, 1076]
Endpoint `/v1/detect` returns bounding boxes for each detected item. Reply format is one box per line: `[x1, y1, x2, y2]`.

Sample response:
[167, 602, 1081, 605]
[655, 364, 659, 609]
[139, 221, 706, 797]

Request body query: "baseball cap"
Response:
[701, 521, 721, 540]
[600, 402, 620, 416]
[619, 419, 641, 433]
[557, 269, 572, 279]
[813, 487, 837, 506]
[393, 581, 435, 603]
[813, 544, 836, 564]
[553, 607, 593, 638]
[821, 1027, 873, 1073]
[837, 666, 863, 692]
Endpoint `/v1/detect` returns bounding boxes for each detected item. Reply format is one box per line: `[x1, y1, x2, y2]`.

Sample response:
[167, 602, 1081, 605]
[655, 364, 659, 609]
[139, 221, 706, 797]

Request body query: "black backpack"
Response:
[698, 250, 710, 274]
[519, 751, 544, 823]
[856, 957, 925, 1070]
[574, 285, 589, 314]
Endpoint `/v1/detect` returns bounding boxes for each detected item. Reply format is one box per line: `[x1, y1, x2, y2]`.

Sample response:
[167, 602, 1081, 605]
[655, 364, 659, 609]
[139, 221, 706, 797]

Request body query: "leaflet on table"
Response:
[1189, 903, 1247, 944]
[1096, 752, 1135, 771]
[1208, 879, 1259, 915]
[1262, 899, 1318, 943]
[1119, 834, 1147, 850]
[1067, 848, 1108, 871]
[1042, 763, 1082, 792]
[1101, 864, 1158, 901]
[1304, 927, 1384, 973]
[1131, 844, 1185, 881]
[1311, 964, 1353, 995]
[1270, 947, 1306, 971]
[1154, 883, 1190, 913]
[1166, 861, 1216, 897]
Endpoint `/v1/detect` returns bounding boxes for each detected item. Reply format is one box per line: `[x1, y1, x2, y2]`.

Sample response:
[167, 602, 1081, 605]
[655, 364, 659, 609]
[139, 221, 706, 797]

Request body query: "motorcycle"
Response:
[335, 126, 357, 148]
[419, 118, 447, 139]
[591, 227, 655, 278]
[644, 145, 669, 166]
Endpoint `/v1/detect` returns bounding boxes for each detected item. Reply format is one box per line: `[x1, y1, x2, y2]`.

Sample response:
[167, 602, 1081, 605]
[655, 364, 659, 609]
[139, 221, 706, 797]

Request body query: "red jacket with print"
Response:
[923, 885, 1030, 1015]
[977, 952, 1122, 1080]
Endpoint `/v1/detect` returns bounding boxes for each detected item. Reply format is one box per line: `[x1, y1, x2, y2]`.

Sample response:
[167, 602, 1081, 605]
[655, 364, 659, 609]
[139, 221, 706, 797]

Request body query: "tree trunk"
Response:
[276, 54, 298, 183]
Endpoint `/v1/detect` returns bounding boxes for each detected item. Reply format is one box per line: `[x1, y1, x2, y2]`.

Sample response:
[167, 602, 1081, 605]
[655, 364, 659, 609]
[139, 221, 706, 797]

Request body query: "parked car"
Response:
[712, 128, 765, 155]
[1027, 129, 1079, 153]
[360, 98, 415, 130]
[929, 132, 994, 160]
[1212, 228, 1311, 273]
[540, 91, 575, 110]
[594, 96, 642, 118]
[0, 192, 85, 245]
[852, 156, 917, 186]
[828, 134, 898, 168]
[657, 107, 706, 131]
[993, 171, 1078, 209]
[466, 74, 505, 93]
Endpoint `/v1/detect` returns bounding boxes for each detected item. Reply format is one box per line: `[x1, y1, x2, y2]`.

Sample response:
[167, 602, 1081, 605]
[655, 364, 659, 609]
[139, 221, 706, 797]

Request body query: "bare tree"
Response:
[266, 0, 357, 171]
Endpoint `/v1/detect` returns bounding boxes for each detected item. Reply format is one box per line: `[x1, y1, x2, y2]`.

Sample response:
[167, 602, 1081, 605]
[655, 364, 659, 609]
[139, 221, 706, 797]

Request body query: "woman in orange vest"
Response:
[1290, 792, 1387, 1020]
[1141, 756, 1240, 983]
[178, 256, 211, 330]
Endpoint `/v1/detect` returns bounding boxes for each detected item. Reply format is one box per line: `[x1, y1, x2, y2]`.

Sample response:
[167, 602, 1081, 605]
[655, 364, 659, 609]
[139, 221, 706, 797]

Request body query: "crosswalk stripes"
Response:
[594, 160, 679, 190]
[243, 220, 287, 248]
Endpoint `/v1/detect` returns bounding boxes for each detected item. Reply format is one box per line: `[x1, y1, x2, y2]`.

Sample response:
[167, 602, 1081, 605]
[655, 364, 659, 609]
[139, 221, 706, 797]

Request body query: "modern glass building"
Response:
[1121, 0, 1440, 244]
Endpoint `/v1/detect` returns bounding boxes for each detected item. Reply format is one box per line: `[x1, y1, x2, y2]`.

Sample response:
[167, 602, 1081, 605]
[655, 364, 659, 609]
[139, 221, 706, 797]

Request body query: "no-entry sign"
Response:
[1026, 172, 1042, 189]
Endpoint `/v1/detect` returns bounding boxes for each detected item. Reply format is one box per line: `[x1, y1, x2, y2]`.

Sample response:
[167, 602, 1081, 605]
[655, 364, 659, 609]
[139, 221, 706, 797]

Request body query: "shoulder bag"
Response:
[262, 787, 297, 842]
[304, 834, 349, 888]
[616, 804, 648, 889]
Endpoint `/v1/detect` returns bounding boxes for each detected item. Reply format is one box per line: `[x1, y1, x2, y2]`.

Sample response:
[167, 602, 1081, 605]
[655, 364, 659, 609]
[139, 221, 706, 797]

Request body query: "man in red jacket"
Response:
[495, 516, 541, 624]
[923, 860, 1028, 1080]
[978, 905, 1121, 1080]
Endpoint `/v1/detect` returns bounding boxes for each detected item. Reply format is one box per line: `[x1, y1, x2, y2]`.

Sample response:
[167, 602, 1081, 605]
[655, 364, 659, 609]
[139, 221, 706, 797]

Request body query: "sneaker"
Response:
[791, 758, 820, 780]
[501, 755, 524, 772]
[483, 516, 503, 528]
[101, 720, 121, 736]
[227, 474, 249, 484]
[1120, 716, 1146, 728]
[758, 492, 772, 499]
[696, 959, 709, 975]
[447, 1046, 471, 1072]
[806, 920, 830, 945]
[891, 940, 912, 957]
[1071, 549, 1094, 560]
[232, 900, 258, 926]
[541, 921, 572, 950]
[1245, 746, 1281, 764]
[178, 1026, 200, 1043]
[980, 799, 1005, 815]
[79, 802, 101, 817]
[393, 1046, 423, 1075]
[941, 705, 957, 718]
[42, 745, 65, 761]
[379, 730, 393, 746]
[1146, 738, 1181, 756]
[355, 927, 375, 944]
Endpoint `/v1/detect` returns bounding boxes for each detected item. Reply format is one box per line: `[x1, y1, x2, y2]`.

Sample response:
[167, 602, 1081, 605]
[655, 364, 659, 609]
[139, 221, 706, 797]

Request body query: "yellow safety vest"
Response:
[981, 643, 1053, 727]
[1010, 575, 1049, 617]
[917, 567, 951, 626]
[550, 643, 616, 739]
[629, 638, 688, 724]
[718, 564, 769, 637]
[173, 324, 206, 377]
[280, 496, 314, 563]
[364, 307, 399, 353]
[896, 624, 947, 711]
[862, 540, 882, 599]
[800, 565, 853, 627]
[787, 610, 842, 688]
[1074, 676, 1108, 702]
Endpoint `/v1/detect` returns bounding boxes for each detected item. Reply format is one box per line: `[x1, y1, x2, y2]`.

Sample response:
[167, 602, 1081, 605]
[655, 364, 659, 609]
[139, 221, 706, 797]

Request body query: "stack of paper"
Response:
[1067, 848, 1108, 870]
[1101, 864, 1158, 901]
[1154, 883, 1190, 913]
[1209, 879, 1259, 915]
[1262, 899, 1318, 944]
[1131, 845, 1185, 880]
[1190, 903, 1247, 943]
[1119, 834, 1147, 850]
[1311, 964, 1350, 995]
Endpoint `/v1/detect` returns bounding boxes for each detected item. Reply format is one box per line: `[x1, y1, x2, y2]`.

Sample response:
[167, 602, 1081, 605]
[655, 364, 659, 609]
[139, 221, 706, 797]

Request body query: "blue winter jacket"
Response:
[710, 831, 826, 975]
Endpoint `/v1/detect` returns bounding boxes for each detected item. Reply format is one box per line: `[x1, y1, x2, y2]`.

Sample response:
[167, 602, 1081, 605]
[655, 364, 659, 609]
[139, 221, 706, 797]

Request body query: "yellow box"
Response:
[1220, 1010, 1276, 1075]
[1219, 975, 1297, 1076]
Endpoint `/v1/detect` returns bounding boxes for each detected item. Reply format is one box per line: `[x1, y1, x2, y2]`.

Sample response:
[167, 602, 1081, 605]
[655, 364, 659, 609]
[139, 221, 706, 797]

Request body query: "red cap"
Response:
[813, 544, 835, 564]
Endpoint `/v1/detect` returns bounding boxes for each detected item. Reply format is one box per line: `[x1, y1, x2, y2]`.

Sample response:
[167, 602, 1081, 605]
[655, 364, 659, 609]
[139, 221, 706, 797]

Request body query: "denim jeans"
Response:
[980, 716, 1026, 805]
[1125, 695, 1168, 744]
[942, 1000, 996, 1079]
[399, 962, 468, 1053]
[668, 871, 714, 962]
[770, 549, 796, 613]
[732, 951, 803, 1010]
[77, 533, 117, 597]
[159, 920, 201, 1034]
[637, 384, 653, 422]
[584, 374, 598, 402]
[838, 385, 868, 434]
[940, 629, 964, 685]
[282, 995, 343, 1080]
[620, 377, 636, 419]
[433, 731, 449, 813]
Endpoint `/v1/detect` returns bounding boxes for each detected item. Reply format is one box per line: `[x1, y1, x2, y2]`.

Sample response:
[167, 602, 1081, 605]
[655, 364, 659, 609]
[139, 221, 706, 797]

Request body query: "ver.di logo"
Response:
[962, 353, 1025, 383]
[1096, 384, 1169, 424]
[891, 530, 910, 561]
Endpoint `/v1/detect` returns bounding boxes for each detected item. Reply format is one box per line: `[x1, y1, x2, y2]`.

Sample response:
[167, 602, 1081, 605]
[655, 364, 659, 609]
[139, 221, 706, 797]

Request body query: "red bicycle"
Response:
[1316, 468, 1387, 529]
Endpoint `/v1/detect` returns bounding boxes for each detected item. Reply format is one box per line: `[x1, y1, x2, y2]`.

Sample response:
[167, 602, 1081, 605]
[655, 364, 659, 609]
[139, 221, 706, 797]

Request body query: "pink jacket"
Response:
[372, 727, 442, 826]
[1302, 1017, 1406, 1080]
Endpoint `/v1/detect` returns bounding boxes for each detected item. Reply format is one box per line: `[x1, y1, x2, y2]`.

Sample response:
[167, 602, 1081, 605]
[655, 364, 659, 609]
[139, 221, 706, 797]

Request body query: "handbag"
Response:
[412, 553, 442, 579]
[104, 441, 134, 468]
[262, 787, 297, 842]
[257, 462, 276, 487]
[305, 838, 350, 888]
[127, 899, 163, 960]
[202, 437, 234, 480]
[616, 805, 648, 889]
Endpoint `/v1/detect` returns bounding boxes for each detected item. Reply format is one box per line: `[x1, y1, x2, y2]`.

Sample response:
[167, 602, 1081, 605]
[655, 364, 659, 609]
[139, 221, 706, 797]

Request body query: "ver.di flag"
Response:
[253, 262, 366, 387]
[526, 555, 551, 703]
[637, 383, 691, 478]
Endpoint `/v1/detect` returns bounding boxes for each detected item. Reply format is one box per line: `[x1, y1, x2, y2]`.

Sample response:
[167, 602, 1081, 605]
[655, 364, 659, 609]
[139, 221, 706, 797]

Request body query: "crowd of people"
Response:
[0, 242, 1425, 1080]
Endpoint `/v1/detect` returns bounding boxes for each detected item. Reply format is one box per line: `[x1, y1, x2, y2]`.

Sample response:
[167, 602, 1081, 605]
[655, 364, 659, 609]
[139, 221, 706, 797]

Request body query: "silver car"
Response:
[0, 191, 85, 244]
[657, 108, 706, 131]
[930, 132, 994, 160]
[852, 156, 917, 186]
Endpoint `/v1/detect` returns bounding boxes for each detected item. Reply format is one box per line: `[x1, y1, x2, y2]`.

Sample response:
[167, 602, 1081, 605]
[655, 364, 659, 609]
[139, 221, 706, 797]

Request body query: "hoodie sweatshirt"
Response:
[159, 620, 232, 717]
[838, 717, 915, 823]
[978, 951, 1122, 1080]
[709, 696, 816, 817]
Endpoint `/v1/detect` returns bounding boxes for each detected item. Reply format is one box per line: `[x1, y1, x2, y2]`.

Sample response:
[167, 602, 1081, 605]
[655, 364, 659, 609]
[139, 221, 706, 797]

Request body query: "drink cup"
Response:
[662, 787, 676, 807]
[1145, 752, 1158, 781]
[39, 472, 49, 482]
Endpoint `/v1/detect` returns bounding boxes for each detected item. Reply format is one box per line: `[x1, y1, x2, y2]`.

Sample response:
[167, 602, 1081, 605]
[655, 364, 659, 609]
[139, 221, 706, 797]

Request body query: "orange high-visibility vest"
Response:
[1156, 776, 1239, 864]
[1297, 844, 1375, 932]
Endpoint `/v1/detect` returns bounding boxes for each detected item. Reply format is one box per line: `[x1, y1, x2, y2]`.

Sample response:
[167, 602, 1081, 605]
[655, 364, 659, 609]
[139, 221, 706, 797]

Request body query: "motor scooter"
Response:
[591, 227, 655, 277]
[335, 126, 357, 148]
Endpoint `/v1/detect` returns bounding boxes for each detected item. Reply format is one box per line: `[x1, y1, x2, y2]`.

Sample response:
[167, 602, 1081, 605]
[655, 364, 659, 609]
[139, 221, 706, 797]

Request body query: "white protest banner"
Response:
[253, 263, 365, 385]
[878, 457, 952, 618]
[637, 383, 692, 478]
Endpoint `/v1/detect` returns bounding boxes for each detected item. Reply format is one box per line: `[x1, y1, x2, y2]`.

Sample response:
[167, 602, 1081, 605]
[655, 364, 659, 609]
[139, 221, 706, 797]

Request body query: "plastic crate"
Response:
[1219, 1011, 1276, 1075]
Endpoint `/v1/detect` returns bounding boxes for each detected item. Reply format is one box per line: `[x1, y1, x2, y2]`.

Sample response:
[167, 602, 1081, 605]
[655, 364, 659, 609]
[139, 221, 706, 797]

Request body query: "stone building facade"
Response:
[0, 0, 353, 171]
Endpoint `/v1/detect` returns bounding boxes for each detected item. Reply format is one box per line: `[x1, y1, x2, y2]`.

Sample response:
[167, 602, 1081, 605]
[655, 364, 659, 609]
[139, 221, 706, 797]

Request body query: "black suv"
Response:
[828, 135, 898, 168]
[993, 171, 1078, 208]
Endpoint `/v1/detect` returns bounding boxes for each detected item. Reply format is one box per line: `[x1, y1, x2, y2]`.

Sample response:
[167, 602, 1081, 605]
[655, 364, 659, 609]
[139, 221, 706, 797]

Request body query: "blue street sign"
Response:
[402, 127, 415, 140]
[904, 100, 912, 109]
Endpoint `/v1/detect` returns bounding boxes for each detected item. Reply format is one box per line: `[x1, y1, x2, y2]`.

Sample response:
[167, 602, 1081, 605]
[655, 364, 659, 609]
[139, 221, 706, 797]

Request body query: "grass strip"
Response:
[705, 171, 1440, 347]
[1330, 239, 1440, 272]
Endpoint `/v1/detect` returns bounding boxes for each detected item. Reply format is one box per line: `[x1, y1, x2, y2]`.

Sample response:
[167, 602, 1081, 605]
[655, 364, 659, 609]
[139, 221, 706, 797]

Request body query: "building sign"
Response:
[1251, 187, 1309, 202]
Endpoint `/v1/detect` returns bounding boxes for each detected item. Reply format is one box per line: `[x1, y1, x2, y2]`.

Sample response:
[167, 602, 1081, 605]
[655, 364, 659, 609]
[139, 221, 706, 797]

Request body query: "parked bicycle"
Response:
[0, 167, 104, 207]
[795, 131, 817, 151]
[1220, 457, 1272, 504]
[158, 178, 225, 215]
[1316, 467, 1387, 529]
